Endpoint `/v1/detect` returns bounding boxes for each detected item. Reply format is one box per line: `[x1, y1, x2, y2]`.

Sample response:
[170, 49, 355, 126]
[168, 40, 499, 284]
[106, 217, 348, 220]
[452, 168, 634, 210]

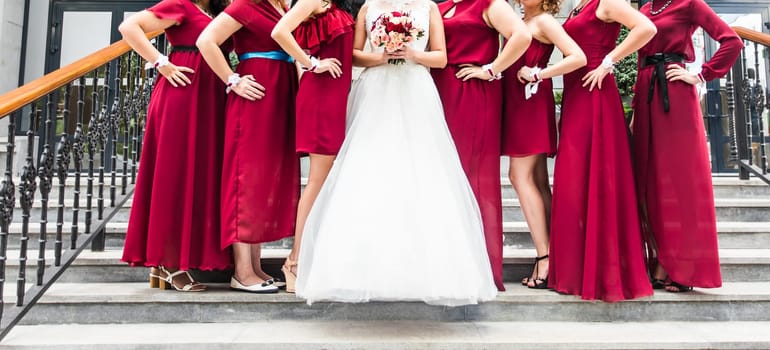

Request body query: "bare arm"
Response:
[119, 11, 193, 87]
[519, 15, 586, 82]
[271, 0, 342, 77]
[196, 13, 266, 100]
[397, 2, 447, 68]
[582, 0, 656, 90]
[456, 0, 531, 81]
[486, 0, 531, 74]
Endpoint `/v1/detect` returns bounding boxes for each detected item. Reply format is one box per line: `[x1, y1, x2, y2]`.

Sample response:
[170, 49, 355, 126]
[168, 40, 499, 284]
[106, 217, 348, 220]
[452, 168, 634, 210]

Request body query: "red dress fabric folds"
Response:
[502, 39, 557, 157]
[293, 5, 354, 155]
[548, 0, 653, 301]
[220, 0, 300, 248]
[432, 0, 505, 291]
[633, 0, 742, 288]
[122, 0, 232, 270]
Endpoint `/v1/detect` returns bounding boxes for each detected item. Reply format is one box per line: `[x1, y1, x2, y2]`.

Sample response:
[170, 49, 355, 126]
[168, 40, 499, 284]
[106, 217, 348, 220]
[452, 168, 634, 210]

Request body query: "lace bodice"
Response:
[365, 0, 431, 54]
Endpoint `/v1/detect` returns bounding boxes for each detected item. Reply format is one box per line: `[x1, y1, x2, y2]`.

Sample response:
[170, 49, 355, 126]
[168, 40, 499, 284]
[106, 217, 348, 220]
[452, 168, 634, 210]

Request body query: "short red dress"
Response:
[431, 0, 505, 291]
[633, 0, 742, 288]
[293, 5, 354, 156]
[220, 0, 300, 248]
[502, 39, 557, 157]
[122, 0, 232, 271]
[548, 0, 653, 301]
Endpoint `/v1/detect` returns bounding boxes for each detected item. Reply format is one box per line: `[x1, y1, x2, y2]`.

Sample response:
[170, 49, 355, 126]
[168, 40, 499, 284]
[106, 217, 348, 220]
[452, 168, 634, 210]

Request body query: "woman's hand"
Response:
[666, 64, 701, 85]
[581, 65, 613, 91]
[231, 75, 266, 101]
[157, 63, 195, 87]
[517, 66, 538, 83]
[313, 58, 343, 78]
[456, 64, 493, 81]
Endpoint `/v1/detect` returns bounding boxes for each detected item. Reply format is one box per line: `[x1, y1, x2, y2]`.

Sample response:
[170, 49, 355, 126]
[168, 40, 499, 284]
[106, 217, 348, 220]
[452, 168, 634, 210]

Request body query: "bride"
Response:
[295, 0, 497, 306]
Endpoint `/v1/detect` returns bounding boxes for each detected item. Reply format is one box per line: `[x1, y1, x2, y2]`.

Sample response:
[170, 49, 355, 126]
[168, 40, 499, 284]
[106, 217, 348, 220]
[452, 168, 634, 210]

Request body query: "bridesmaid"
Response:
[548, 0, 656, 301]
[120, 0, 232, 292]
[197, 0, 299, 293]
[503, 0, 586, 289]
[271, 0, 354, 293]
[633, 0, 742, 292]
[431, 0, 531, 291]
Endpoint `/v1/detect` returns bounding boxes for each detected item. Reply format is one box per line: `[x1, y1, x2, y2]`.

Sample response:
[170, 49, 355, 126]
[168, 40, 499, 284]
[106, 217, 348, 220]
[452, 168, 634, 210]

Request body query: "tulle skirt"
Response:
[296, 63, 498, 306]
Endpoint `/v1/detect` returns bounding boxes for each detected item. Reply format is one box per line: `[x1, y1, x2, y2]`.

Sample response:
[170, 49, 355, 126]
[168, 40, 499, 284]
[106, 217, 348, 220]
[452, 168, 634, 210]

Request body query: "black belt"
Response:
[642, 53, 686, 113]
[169, 45, 199, 53]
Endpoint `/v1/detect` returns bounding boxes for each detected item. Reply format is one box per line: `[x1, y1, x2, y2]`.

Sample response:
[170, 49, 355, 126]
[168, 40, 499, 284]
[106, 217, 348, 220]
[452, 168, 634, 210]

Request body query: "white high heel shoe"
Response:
[230, 277, 279, 294]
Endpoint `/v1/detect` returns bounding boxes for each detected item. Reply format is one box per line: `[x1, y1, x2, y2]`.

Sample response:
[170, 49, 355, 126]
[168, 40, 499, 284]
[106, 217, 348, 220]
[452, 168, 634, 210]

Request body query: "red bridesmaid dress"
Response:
[293, 4, 355, 155]
[220, 0, 300, 248]
[502, 39, 557, 157]
[633, 0, 742, 288]
[548, 0, 653, 301]
[122, 0, 232, 270]
[432, 0, 505, 291]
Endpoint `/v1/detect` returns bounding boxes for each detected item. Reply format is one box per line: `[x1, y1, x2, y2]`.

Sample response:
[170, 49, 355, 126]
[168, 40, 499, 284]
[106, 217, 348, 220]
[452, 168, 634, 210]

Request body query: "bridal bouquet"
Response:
[370, 11, 425, 65]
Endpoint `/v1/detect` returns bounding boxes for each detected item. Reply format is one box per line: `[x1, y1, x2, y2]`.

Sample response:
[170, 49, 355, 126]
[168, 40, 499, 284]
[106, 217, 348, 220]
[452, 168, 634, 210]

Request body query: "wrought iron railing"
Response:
[0, 30, 163, 339]
[728, 26, 770, 185]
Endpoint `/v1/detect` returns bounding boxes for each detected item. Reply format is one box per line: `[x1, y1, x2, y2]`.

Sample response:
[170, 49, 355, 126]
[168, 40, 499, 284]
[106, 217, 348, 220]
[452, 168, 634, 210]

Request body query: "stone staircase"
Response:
[1, 164, 769, 349]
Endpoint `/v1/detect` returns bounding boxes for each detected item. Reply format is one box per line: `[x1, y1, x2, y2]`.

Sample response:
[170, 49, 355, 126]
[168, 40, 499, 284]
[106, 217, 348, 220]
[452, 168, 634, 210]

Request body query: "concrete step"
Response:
[503, 221, 770, 249]
[11, 281, 770, 324]
[3, 248, 769, 284]
[4, 220, 770, 250]
[14, 191, 770, 226]
[499, 176, 770, 199]
[11, 174, 770, 203]
[3, 321, 770, 349]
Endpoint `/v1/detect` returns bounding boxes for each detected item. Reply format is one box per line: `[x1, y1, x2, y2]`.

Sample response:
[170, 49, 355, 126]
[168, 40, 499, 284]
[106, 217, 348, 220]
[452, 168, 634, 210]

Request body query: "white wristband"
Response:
[145, 54, 170, 70]
[601, 55, 615, 73]
[481, 63, 502, 81]
[226, 73, 241, 94]
[529, 67, 543, 82]
[303, 56, 320, 72]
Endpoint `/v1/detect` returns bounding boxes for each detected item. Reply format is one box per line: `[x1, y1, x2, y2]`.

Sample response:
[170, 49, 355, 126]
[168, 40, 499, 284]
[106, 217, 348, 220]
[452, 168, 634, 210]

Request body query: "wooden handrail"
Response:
[732, 26, 770, 47]
[0, 30, 163, 119]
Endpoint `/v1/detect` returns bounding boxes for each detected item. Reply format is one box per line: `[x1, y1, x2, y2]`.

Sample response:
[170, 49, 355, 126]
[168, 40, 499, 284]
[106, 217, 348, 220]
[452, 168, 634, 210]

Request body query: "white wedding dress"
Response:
[295, 0, 497, 306]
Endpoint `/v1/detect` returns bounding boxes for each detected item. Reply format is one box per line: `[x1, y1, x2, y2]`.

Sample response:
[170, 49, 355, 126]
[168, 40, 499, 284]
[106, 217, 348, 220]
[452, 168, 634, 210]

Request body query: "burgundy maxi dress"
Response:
[548, 0, 653, 301]
[502, 39, 557, 157]
[633, 0, 742, 288]
[122, 0, 232, 271]
[432, 0, 505, 291]
[294, 4, 354, 155]
[220, 0, 300, 248]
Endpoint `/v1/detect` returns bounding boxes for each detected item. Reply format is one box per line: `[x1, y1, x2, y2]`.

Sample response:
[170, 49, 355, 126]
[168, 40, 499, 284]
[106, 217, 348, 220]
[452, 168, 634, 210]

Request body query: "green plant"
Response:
[228, 51, 239, 70]
[554, 90, 563, 106]
[614, 26, 638, 99]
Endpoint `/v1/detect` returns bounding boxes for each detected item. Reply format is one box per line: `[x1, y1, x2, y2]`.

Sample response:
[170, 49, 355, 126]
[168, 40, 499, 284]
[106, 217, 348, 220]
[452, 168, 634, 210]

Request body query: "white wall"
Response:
[23, 0, 49, 84]
[0, 0, 24, 94]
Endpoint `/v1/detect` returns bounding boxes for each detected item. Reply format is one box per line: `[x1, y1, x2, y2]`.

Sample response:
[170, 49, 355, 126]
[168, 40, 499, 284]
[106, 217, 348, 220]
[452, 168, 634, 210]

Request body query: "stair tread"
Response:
[4, 248, 770, 265]
[500, 198, 770, 207]
[3, 321, 770, 349]
[19, 281, 770, 304]
[7, 220, 770, 233]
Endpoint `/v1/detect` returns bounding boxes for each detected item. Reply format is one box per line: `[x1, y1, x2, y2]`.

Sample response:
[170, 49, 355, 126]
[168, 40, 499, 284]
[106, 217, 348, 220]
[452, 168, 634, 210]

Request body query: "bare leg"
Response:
[510, 154, 550, 286]
[250, 244, 273, 281]
[287, 154, 335, 271]
[535, 155, 552, 229]
[233, 242, 266, 286]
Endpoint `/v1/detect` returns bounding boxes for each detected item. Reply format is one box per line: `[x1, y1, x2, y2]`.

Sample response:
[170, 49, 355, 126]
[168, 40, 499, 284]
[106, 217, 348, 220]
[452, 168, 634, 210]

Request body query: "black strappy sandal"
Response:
[651, 278, 666, 290]
[528, 255, 550, 290]
[666, 280, 693, 293]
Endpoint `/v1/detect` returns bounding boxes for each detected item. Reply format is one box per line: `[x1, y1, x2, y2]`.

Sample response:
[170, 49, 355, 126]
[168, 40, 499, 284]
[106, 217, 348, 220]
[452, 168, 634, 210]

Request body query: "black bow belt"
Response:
[169, 45, 199, 53]
[642, 53, 686, 113]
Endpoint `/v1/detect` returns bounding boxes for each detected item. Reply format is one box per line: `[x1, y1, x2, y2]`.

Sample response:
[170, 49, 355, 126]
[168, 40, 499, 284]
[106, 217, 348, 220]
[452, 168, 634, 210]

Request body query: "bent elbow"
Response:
[576, 53, 587, 68]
